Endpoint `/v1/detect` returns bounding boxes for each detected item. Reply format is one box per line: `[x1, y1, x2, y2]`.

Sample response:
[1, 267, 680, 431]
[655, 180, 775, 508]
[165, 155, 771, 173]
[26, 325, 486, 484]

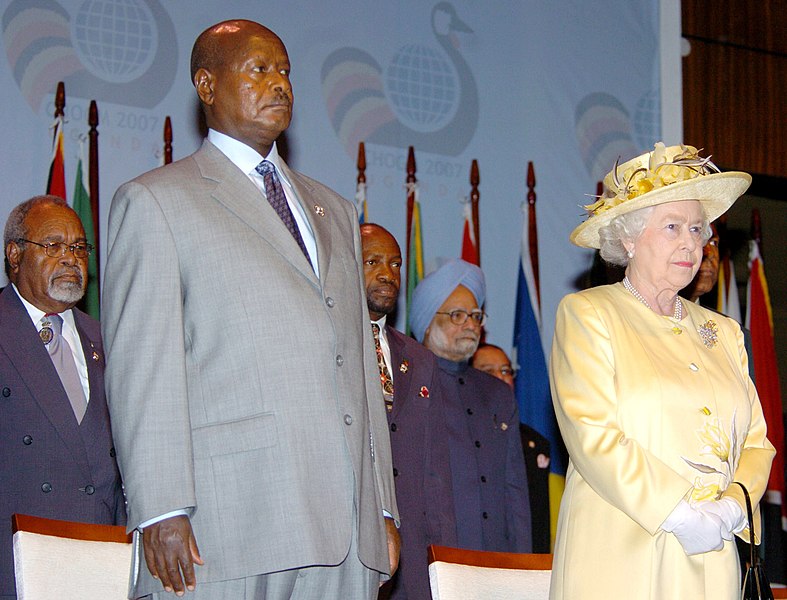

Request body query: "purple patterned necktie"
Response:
[255, 160, 311, 262]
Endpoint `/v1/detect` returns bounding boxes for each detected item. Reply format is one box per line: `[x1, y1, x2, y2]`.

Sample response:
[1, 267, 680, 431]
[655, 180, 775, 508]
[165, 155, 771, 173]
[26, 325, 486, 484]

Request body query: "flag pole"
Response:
[470, 159, 480, 266]
[406, 146, 416, 259]
[527, 161, 540, 307]
[356, 141, 367, 223]
[163, 116, 173, 165]
[88, 101, 100, 298]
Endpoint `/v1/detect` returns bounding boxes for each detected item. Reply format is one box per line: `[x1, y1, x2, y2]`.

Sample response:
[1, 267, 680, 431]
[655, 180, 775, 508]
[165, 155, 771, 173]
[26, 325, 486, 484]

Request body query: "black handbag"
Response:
[735, 482, 774, 600]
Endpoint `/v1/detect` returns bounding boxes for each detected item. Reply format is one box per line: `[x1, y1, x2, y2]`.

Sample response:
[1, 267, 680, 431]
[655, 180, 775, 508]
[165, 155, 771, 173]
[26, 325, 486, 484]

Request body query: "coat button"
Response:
[393, 468, 399, 477]
[109, 447, 116, 458]
[336, 355, 344, 366]
[344, 414, 353, 425]
[22, 435, 33, 445]
[84, 485, 95, 495]
[41, 482, 52, 493]
[482, 511, 489, 519]
[458, 377, 465, 385]
[2, 387, 10, 397]
[474, 440, 481, 448]
[390, 423, 397, 432]
[466, 408, 473, 415]
[480, 475, 487, 483]
[325, 297, 335, 307]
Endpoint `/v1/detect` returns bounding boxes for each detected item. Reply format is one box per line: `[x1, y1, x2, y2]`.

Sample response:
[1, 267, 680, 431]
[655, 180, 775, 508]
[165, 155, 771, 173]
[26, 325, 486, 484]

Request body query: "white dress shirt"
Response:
[13, 283, 90, 402]
[207, 129, 319, 276]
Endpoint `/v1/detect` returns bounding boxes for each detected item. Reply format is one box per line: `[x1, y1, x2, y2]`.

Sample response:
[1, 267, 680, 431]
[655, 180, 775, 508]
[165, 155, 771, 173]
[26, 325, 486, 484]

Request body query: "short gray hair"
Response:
[598, 204, 713, 267]
[4, 195, 69, 249]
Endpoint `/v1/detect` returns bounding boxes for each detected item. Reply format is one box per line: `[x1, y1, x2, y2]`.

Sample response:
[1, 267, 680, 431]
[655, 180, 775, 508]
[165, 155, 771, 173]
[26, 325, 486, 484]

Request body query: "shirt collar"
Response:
[208, 129, 287, 182]
[12, 283, 76, 332]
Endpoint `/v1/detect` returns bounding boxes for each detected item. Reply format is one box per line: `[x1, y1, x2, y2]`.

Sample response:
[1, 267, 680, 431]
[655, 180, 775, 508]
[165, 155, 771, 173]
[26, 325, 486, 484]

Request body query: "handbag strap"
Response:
[733, 481, 758, 568]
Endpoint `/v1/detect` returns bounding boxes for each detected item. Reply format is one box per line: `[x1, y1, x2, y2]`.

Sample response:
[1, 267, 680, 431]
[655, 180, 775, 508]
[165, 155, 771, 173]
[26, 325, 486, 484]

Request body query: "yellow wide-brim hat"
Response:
[570, 143, 752, 249]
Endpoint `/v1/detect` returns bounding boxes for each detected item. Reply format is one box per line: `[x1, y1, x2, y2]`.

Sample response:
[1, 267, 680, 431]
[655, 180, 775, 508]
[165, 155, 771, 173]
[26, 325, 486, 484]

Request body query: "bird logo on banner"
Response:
[321, 2, 479, 158]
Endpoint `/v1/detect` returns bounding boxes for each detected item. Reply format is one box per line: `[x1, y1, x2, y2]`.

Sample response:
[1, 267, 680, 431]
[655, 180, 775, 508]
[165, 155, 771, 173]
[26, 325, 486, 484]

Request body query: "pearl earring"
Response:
[627, 250, 634, 259]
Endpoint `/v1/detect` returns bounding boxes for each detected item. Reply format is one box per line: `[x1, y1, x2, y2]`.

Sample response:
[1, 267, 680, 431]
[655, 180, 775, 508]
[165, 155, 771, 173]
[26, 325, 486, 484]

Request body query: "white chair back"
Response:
[12, 514, 132, 600]
[428, 544, 552, 600]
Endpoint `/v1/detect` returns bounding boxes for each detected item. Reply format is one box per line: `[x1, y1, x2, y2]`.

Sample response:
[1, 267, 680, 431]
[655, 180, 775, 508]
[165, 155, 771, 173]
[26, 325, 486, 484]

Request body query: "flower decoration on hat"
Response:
[584, 143, 720, 216]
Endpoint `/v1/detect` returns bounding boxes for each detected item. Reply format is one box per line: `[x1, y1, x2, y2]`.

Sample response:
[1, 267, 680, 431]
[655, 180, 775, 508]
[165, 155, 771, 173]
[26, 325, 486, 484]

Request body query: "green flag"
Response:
[72, 156, 99, 319]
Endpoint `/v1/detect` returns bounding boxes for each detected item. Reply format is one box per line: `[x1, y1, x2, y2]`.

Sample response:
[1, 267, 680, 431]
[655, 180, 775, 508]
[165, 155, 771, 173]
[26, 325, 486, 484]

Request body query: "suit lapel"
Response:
[0, 289, 91, 478]
[279, 159, 333, 283]
[194, 142, 319, 287]
[387, 327, 415, 419]
[73, 312, 107, 435]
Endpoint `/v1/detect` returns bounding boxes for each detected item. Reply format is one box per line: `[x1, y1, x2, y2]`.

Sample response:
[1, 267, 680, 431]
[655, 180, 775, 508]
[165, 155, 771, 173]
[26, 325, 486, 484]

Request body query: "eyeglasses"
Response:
[16, 239, 93, 259]
[435, 309, 487, 327]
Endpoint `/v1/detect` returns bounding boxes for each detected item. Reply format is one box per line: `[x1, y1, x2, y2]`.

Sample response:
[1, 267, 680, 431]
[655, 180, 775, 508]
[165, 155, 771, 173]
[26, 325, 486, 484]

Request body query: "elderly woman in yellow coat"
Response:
[549, 143, 775, 599]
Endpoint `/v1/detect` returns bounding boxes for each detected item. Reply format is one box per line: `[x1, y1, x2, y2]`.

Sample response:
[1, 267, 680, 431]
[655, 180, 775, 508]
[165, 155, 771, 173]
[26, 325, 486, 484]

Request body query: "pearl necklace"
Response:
[622, 276, 683, 334]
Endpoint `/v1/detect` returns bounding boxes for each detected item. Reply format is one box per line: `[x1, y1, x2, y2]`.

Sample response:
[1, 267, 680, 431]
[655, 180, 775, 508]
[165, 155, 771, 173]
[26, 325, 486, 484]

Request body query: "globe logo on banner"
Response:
[72, 0, 157, 84]
[321, 2, 478, 158]
[2, 0, 177, 112]
[385, 44, 458, 132]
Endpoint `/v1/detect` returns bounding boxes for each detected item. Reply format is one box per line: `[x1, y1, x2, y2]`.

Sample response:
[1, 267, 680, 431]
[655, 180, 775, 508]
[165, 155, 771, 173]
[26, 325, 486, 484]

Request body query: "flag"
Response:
[72, 141, 99, 319]
[512, 203, 567, 548]
[355, 180, 368, 224]
[746, 240, 785, 523]
[716, 252, 742, 322]
[405, 183, 424, 335]
[460, 200, 479, 265]
[46, 116, 66, 199]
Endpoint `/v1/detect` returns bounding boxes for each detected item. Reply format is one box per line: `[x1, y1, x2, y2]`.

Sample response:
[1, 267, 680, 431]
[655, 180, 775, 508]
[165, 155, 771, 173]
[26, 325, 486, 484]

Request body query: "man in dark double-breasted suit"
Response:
[0, 195, 125, 599]
[361, 224, 457, 600]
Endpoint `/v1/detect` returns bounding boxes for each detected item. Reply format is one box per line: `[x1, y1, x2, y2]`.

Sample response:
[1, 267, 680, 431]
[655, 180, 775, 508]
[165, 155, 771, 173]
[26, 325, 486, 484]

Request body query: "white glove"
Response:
[697, 498, 746, 541]
[661, 499, 725, 555]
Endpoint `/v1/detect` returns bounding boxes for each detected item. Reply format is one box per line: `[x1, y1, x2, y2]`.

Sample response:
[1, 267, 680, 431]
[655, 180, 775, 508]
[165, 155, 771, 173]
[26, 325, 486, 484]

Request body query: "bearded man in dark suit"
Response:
[0, 195, 125, 599]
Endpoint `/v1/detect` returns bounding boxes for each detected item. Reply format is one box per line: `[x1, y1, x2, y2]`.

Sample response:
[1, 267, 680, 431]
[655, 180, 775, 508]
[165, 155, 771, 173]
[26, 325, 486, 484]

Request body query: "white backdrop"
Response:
[0, 0, 680, 350]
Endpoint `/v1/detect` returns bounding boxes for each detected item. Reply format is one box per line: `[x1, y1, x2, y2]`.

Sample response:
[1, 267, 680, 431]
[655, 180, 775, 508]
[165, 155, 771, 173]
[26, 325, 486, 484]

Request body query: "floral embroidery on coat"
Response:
[682, 410, 739, 503]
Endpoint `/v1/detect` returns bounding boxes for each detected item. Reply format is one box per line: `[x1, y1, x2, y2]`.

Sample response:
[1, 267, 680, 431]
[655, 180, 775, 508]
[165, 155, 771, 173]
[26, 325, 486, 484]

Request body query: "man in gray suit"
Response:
[1, 195, 125, 599]
[102, 19, 399, 600]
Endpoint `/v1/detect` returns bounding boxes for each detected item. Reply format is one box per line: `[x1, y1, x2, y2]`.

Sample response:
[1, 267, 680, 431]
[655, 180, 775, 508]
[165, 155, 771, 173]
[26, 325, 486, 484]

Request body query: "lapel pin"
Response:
[313, 204, 325, 217]
[399, 359, 409, 373]
[92, 351, 100, 362]
[419, 386, 429, 398]
[500, 422, 508, 431]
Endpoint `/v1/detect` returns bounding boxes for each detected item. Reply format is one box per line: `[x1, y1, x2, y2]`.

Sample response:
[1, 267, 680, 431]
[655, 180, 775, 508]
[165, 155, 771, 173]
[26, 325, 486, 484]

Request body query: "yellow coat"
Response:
[549, 283, 775, 599]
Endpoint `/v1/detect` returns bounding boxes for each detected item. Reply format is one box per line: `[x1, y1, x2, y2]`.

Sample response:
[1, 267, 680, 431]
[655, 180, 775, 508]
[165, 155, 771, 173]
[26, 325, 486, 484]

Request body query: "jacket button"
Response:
[344, 414, 353, 425]
[109, 447, 116, 458]
[458, 378, 465, 385]
[22, 435, 33, 445]
[393, 468, 399, 477]
[475, 440, 481, 448]
[480, 475, 487, 483]
[482, 511, 489, 519]
[84, 485, 96, 495]
[325, 297, 335, 307]
[2, 387, 10, 397]
[41, 482, 52, 493]
[466, 408, 473, 415]
[390, 423, 397, 432]
[336, 355, 344, 366]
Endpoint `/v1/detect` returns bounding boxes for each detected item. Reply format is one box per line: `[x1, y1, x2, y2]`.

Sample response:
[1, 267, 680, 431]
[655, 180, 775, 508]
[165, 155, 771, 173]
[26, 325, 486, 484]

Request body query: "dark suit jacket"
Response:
[0, 286, 124, 599]
[519, 423, 551, 553]
[382, 327, 457, 600]
[437, 358, 532, 553]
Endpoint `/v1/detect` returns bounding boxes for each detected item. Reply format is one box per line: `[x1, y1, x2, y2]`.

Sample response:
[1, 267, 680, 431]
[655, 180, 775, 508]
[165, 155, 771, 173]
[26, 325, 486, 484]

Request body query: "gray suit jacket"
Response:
[0, 286, 125, 599]
[102, 140, 397, 596]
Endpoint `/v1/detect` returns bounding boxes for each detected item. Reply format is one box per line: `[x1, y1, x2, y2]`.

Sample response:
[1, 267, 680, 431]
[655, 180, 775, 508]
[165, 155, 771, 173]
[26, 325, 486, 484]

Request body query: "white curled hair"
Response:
[598, 204, 712, 267]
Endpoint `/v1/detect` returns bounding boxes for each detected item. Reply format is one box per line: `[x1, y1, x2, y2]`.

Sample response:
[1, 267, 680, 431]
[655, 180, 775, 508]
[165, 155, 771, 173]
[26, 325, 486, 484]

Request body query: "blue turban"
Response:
[410, 259, 486, 342]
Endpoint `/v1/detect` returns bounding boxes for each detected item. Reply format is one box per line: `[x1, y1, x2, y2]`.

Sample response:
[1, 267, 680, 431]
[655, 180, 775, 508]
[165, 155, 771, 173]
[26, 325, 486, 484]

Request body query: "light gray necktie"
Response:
[41, 314, 87, 423]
